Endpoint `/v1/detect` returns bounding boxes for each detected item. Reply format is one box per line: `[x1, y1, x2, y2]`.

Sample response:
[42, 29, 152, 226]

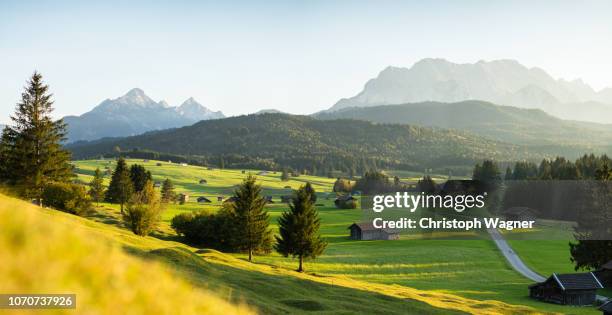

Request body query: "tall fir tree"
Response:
[105, 157, 133, 213]
[275, 184, 327, 272]
[89, 168, 105, 205]
[160, 178, 176, 203]
[129, 164, 152, 192]
[1, 72, 72, 201]
[229, 175, 272, 262]
[569, 163, 612, 270]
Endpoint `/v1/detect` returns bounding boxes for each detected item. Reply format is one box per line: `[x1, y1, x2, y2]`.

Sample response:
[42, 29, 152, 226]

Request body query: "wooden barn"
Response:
[348, 222, 400, 241]
[502, 207, 538, 221]
[600, 301, 612, 315]
[197, 196, 212, 203]
[529, 272, 604, 305]
[224, 196, 238, 203]
[178, 194, 189, 204]
[595, 260, 612, 288]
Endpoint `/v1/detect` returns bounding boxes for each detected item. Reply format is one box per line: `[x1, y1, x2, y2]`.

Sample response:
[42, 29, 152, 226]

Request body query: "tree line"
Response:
[171, 177, 326, 271]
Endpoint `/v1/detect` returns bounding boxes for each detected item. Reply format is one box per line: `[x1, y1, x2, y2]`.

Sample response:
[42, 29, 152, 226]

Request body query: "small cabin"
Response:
[264, 196, 274, 203]
[178, 194, 189, 204]
[180, 163, 188, 167]
[257, 171, 268, 176]
[529, 272, 603, 305]
[217, 196, 224, 202]
[502, 207, 538, 222]
[153, 182, 161, 188]
[599, 301, 612, 315]
[199, 179, 208, 184]
[224, 196, 238, 203]
[348, 222, 400, 241]
[197, 196, 212, 203]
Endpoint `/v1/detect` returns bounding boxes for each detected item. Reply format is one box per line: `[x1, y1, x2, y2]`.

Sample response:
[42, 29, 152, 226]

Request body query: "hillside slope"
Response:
[0, 192, 550, 314]
[0, 193, 251, 315]
[315, 101, 612, 146]
[68, 113, 539, 172]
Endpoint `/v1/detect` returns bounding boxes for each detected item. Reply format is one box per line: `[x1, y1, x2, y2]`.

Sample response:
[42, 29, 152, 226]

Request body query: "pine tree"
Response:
[281, 169, 289, 181]
[229, 175, 272, 262]
[2, 72, 73, 201]
[504, 166, 513, 180]
[89, 168, 105, 205]
[161, 178, 176, 203]
[275, 184, 327, 272]
[105, 157, 133, 213]
[130, 164, 152, 192]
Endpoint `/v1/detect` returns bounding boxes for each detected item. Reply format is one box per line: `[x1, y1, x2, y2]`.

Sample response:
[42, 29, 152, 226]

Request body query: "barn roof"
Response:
[348, 222, 399, 234]
[551, 272, 604, 290]
[599, 301, 612, 312]
[601, 260, 612, 270]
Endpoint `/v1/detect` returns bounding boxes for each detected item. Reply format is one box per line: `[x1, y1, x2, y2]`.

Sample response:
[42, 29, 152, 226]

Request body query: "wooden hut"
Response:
[217, 196, 224, 202]
[197, 196, 212, 203]
[599, 301, 612, 315]
[199, 179, 208, 184]
[348, 222, 400, 241]
[528, 272, 604, 305]
[153, 181, 161, 188]
[224, 196, 238, 203]
[178, 194, 189, 204]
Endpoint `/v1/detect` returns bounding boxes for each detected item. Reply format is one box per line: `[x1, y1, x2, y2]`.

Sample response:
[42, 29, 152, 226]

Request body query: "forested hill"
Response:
[67, 113, 538, 173]
[315, 100, 612, 146]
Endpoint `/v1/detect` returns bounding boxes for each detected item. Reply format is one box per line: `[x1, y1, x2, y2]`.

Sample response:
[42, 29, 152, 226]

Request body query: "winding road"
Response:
[487, 228, 608, 303]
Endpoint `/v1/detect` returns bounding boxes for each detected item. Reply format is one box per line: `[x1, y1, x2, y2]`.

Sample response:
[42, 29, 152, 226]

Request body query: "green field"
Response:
[72, 159, 607, 314]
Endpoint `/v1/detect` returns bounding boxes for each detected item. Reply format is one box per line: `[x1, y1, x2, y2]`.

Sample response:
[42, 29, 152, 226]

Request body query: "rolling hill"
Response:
[315, 100, 612, 146]
[329, 58, 612, 123]
[63, 88, 224, 142]
[67, 113, 539, 173]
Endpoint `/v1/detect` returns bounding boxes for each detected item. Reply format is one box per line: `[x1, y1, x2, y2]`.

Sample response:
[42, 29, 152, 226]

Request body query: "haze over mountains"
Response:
[329, 59, 612, 123]
[63, 88, 223, 142]
[315, 101, 612, 147]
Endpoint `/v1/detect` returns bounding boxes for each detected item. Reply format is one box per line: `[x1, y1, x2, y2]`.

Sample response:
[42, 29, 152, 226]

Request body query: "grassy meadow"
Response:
[67, 159, 610, 314]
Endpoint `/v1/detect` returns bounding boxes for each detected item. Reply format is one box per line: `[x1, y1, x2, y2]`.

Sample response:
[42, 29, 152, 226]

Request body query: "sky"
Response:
[1, 0, 612, 123]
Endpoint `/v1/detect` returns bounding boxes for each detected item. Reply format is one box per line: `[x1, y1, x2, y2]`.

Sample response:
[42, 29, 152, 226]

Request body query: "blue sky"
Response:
[1, 0, 612, 122]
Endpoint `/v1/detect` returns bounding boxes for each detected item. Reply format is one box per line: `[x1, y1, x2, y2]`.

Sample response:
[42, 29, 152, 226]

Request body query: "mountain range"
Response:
[329, 59, 612, 123]
[67, 113, 540, 173]
[63, 88, 224, 142]
[315, 100, 612, 147]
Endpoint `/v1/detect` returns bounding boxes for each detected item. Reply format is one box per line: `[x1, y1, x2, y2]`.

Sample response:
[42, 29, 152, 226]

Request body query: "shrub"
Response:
[42, 182, 92, 215]
[171, 206, 238, 251]
[334, 197, 358, 209]
[123, 181, 162, 236]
